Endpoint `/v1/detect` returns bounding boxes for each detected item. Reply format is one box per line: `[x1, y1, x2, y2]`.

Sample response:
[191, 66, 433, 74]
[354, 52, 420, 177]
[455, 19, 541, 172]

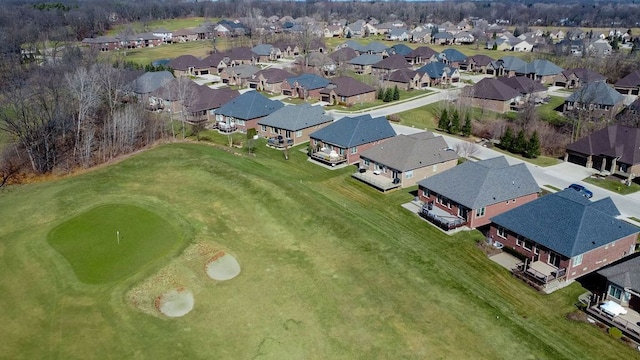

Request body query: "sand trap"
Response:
[206, 252, 241, 281]
[156, 288, 194, 317]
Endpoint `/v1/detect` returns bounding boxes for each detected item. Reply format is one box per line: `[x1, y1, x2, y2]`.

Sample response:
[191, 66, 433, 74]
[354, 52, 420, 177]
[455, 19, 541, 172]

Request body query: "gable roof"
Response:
[560, 68, 606, 83]
[566, 125, 640, 165]
[566, 81, 624, 106]
[495, 56, 527, 71]
[330, 47, 358, 62]
[320, 76, 375, 97]
[201, 53, 227, 67]
[497, 76, 546, 95]
[251, 68, 294, 83]
[224, 47, 255, 61]
[214, 91, 284, 120]
[417, 157, 540, 209]
[516, 59, 563, 77]
[309, 114, 396, 148]
[463, 54, 494, 67]
[168, 55, 203, 71]
[257, 103, 332, 131]
[372, 54, 411, 70]
[615, 70, 640, 88]
[407, 46, 439, 59]
[439, 48, 467, 63]
[416, 62, 457, 79]
[491, 189, 638, 258]
[388, 68, 420, 83]
[187, 87, 240, 113]
[389, 44, 413, 56]
[466, 78, 520, 101]
[597, 254, 640, 292]
[363, 42, 388, 54]
[222, 64, 260, 78]
[251, 44, 273, 56]
[349, 54, 383, 66]
[130, 71, 174, 94]
[285, 73, 330, 90]
[360, 132, 458, 171]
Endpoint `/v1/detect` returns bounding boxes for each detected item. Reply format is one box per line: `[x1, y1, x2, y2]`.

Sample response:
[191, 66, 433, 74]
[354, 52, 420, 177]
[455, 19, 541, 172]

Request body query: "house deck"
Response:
[585, 303, 640, 344]
[310, 150, 347, 166]
[418, 202, 466, 231]
[351, 170, 400, 192]
[512, 260, 569, 293]
[267, 136, 294, 149]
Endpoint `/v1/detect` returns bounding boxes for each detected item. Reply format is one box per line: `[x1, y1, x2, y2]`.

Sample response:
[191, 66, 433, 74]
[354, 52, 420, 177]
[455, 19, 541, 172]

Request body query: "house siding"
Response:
[361, 158, 457, 188]
[343, 91, 376, 106]
[460, 97, 511, 113]
[257, 122, 332, 147]
[312, 138, 392, 165]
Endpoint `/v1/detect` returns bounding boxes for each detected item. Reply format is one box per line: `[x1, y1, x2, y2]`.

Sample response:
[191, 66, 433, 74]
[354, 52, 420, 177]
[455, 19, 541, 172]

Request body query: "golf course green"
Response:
[47, 204, 181, 284]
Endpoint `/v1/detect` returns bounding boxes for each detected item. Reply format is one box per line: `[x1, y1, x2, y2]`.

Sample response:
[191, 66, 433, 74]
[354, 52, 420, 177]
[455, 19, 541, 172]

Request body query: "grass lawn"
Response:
[583, 176, 640, 195]
[47, 204, 181, 284]
[0, 141, 636, 359]
[490, 147, 561, 167]
[544, 184, 562, 192]
[106, 17, 214, 36]
[537, 96, 567, 125]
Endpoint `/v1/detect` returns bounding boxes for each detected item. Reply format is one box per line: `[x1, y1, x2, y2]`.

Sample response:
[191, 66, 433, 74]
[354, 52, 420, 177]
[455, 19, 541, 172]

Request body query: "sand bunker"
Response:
[206, 252, 241, 281]
[156, 288, 194, 317]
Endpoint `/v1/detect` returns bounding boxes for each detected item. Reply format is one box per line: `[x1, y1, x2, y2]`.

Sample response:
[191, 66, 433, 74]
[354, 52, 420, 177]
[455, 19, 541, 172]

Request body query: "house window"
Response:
[515, 235, 522, 246]
[271, 127, 276, 134]
[296, 130, 302, 138]
[523, 240, 533, 251]
[351, 146, 357, 154]
[363, 159, 370, 166]
[496, 227, 506, 239]
[534, 247, 540, 255]
[405, 170, 414, 179]
[237, 119, 245, 126]
[608, 285, 622, 300]
[476, 207, 486, 217]
[572, 254, 583, 267]
[313, 139, 317, 146]
[261, 125, 266, 132]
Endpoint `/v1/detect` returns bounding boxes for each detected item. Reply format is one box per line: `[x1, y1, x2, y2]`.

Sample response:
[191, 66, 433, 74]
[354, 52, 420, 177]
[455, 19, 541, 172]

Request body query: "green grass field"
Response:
[47, 204, 181, 284]
[0, 142, 636, 359]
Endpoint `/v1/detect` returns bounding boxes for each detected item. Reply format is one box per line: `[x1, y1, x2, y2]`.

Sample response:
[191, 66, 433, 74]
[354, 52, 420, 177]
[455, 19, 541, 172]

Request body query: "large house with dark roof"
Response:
[220, 65, 260, 87]
[309, 115, 396, 166]
[214, 91, 284, 133]
[405, 46, 439, 65]
[553, 68, 606, 89]
[416, 62, 460, 87]
[384, 69, 423, 90]
[565, 124, 640, 180]
[185, 87, 240, 125]
[247, 68, 294, 93]
[319, 76, 376, 106]
[458, 54, 494, 73]
[281, 73, 331, 100]
[496, 76, 547, 103]
[417, 157, 539, 230]
[371, 54, 411, 76]
[257, 103, 333, 148]
[597, 255, 640, 313]
[614, 70, 640, 95]
[514, 59, 564, 85]
[489, 189, 638, 291]
[458, 78, 520, 113]
[563, 81, 624, 120]
[437, 48, 467, 68]
[355, 132, 458, 191]
[348, 54, 383, 74]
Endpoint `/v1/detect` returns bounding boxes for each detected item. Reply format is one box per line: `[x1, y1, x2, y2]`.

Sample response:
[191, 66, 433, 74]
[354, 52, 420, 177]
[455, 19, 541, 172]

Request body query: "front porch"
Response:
[418, 202, 466, 231]
[512, 260, 569, 293]
[351, 169, 401, 192]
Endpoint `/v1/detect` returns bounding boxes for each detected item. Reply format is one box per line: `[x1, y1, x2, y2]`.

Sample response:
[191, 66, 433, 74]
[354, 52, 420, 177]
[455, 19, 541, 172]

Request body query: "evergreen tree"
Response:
[392, 85, 400, 101]
[492, 42, 498, 50]
[462, 113, 472, 136]
[449, 109, 460, 134]
[377, 88, 384, 100]
[346, 30, 352, 38]
[513, 129, 527, 154]
[513, 27, 521, 37]
[383, 87, 393, 102]
[525, 131, 541, 158]
[438, 108, 449, 130]
[500, 126, 514, 150]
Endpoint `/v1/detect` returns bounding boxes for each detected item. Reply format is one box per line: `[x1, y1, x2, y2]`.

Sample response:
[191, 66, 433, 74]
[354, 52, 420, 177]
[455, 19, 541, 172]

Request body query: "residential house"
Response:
[152, 28, 173, 44]
[453, 31, 475, 44]
[437, 48, 467, 68]
[549, 30, 566, 41]
[345, 20, 366, 37]
[514, 59, 564, 84]
[148, 78, 200, 112]
[273, 42, 300, 58]
[372, 54, 412, 77]
[362, 42, 389, 57]
[130, 71, 175, 97]
[214, 91, 284, 133]
[496, 76, 548, 104]
[563, 81, 624, 120]
[388, 28, 410, 41]
[458, 54, 494, 73]
[458, 78, 520, 113]
[565, 124, 640, 180]
[281, 73, 331, 100]
[172, 28, 198, 42]
[300, 52, 336, 75]
[324, 25, 344, 38]
[257, 103, 333, 148]
[132, 33, 164, 48]
[555, 39, 586, 56]
[168, 55, 208, 77]
[355, 132, 458, 191]
[512, 39, 534, 52]
[490, 189, 638, 290]
[309, 114, 396, 166]
[432, 32, 454, 45]
[586, 39, 613, 57]
[201, 53, 228, 75]
[185, 87, 240, 125]
[251, 44, 281, 62]
[384, 69, 423, 90]
[219, 65, 260, 86]
[417, 156, 539, 230]
[81, 36, 120, 51]
[389, 44, 413, 56]
[319, 76, 376, 106]
[330, 47, 358, 66]
[597, 255, 640, 315]
[405, 46, 439, 65]
[486, 38, 513, 51]
[615, 70, 640, 95]
[487, 56, 527, 77]
[348, 54, 383, 75]
[307, 38, 327, 53]
[224, 47, 256, 65]
[247, 68, 294, 93]
[416, 62, 460, 87]
[553, 68, 606, 89]
[411, 29, 432, 44]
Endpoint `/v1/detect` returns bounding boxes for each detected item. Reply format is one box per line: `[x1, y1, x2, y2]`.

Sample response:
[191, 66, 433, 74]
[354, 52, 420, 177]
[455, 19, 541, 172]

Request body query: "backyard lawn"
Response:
[0, 141, 636, 359]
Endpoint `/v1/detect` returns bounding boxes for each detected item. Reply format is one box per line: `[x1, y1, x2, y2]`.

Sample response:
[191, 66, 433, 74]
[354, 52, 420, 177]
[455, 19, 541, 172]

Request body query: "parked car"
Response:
[566, 183, 593, 198]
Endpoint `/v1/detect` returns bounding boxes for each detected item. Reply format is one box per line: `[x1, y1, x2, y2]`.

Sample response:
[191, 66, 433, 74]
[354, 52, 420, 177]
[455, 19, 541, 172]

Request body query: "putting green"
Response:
[47, 204, 181, 284]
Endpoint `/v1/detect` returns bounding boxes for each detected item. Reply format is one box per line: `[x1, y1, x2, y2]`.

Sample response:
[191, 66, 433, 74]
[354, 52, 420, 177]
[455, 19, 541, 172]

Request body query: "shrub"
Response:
[608, 326, 623, 339]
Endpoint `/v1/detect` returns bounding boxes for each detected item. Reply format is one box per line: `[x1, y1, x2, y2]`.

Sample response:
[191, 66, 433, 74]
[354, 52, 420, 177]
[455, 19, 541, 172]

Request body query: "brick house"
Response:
[458, 54, 494, 73]
[257, 103, 333, 148]
[614, 70, 640, 95]
[213, 91, 284, 133]
[458, 78, 520, 113]
[355, 132, 458, 191]
[416, 62, 461, 87]
[319, 76, 376, 106]
[371, 54, 411, 77]
[384, 69, 423, 90]
[597, 255, 640, 313]
[417, 157, 539, 230]
[553, 68, 606, 89]
[489, 189, 638, 291]
[220, 65, 260, 87]
[405, 46, 439, 65]
[247, 68, 294, 93]
[309, 114, 396, 166]
[563, 81, 624, 121]
[185, 87, 240, 125]
[281, 73, 330, 100]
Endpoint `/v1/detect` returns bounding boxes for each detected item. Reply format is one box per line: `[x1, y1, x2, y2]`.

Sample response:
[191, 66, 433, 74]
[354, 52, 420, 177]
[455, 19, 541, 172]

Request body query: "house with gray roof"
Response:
[553, 68, 606, 89]
[185, 87, 240, 125]
[597, 254, 640, 313]
[563, 81, 624, 120]
[220, 64, 260, 87]
[416, 62, 460, 87]
[614, 70, 640, 95]
[355, 132, 458, 191]
[459, 78, 520, 113]
[565, 124, 640, 180]
[214, 91, 284, 133]
[362, 42, 389, 56]
[257, 103, 333, 148]
[130, 71, 174, 95]
[309, 114, 396, 166]
[458, 54, 494, 73]
[586, 39, 612, 57]
[432, 32, 454, 45]
[405, 46, 439, 65]
[514, 59, 563, 84]
[489, 189, 638, 290]
[247, 68, 294, 93]
[437, 48, 467, 67]
[330, 47, 358, 65]
[384, 68, 423, 90]
[251, 44, 281, 62]
[417, 156, 539, 229]
[488, 56, 527, 77]
[348, 54, 383, 74]
[319, 76, 377, 106]
[387, 28, 410, 41]
[389, 44, 413, 56]
[281, 73, 331, 100]
[371, 54, 411, 76]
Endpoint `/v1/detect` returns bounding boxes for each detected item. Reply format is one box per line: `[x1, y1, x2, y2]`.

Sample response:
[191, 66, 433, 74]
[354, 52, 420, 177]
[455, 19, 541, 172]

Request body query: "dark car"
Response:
[566, 183, 593, 198]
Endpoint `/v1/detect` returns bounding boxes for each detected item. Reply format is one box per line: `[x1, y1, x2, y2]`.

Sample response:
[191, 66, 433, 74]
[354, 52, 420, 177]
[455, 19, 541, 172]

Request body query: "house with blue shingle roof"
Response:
[514, 59, 563, 84]
[563, 80, 624, 120]
[416, 62, 460, 87]
[489, 189, 638, 290]
[438, 48, 467, 67]
[488, 56, 527, 77]
[281, 73, 331, 100]
[214, 91, 284, 133]
[417, 157, 539, 229]
[309, 114, 396, 166]
[348, 54, 383, 74]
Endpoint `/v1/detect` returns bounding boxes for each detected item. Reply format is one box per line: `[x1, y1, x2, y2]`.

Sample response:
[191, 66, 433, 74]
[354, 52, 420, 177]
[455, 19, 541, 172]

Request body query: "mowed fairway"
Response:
[48, 204, 181, 284]
[0, 142, 636, 359]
